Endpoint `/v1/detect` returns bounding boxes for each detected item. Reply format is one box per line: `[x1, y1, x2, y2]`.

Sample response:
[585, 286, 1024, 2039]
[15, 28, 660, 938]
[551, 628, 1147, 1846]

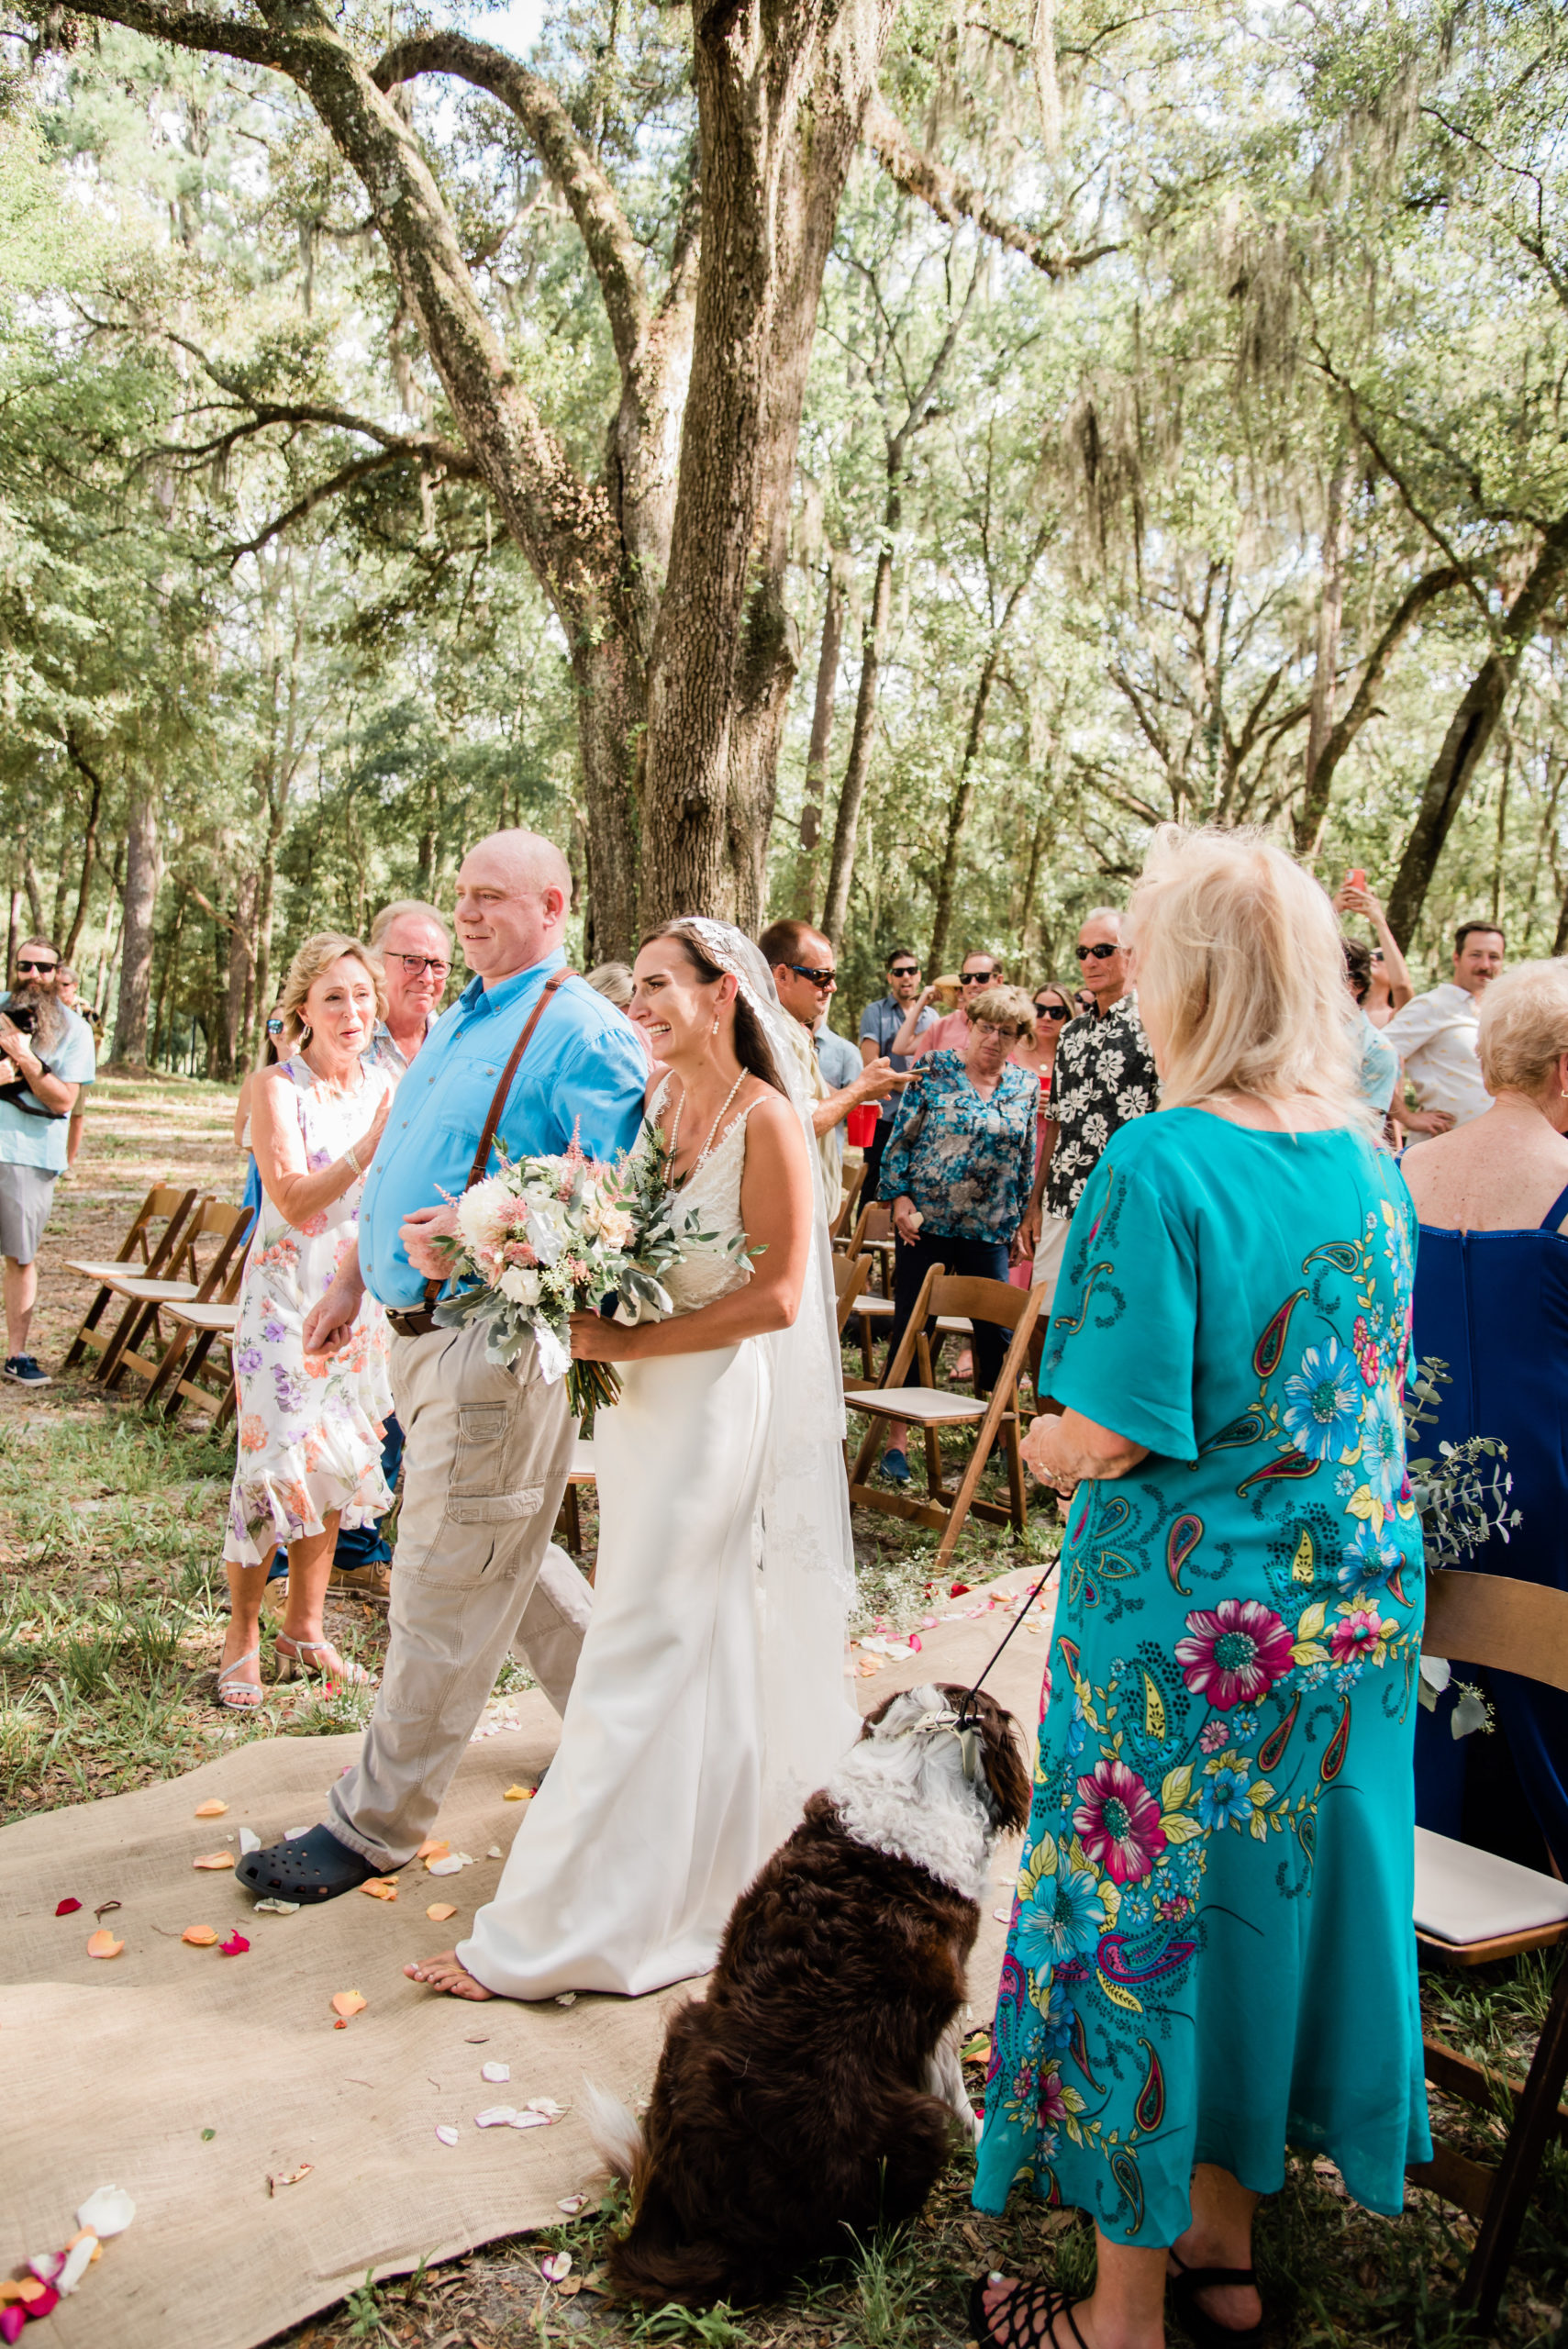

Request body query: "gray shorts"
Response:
[0, 1160, 57, 1264]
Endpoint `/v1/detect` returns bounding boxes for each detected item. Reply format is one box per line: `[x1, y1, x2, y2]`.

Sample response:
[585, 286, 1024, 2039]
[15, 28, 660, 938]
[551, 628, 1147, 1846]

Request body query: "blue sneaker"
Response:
[3, 1354, 50, 1387]
[882, 1448, 911, 1486]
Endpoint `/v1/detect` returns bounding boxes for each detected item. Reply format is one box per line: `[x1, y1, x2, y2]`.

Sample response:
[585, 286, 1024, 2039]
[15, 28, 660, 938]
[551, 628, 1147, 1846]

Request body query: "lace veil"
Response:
[673, 918, 862, 1842]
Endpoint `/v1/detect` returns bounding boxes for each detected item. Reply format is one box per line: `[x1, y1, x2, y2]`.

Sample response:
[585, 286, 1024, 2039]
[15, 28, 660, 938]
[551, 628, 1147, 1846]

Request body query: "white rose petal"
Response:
[475, 2105, 518, 2128]
[57, 2235, 97, 2295]
[75, 2186, 136, 2238]
[481, 2061, 510, 2084]
[435, 2124, 460, 2147]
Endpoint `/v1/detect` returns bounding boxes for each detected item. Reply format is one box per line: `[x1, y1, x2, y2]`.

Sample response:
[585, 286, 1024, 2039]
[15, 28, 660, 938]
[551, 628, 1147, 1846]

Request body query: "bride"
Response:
[406, 918, 859, 2001]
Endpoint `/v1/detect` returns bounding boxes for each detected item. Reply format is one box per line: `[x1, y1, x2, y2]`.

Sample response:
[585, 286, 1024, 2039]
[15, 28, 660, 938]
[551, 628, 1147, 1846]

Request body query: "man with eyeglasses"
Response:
[365, 900, 454, 1077]
[0, 939, 96, 1386]
[758, 918, 906, 1214]
[888, 951, 1005, 1062]
[1019, 907, 1159, 1313]
[857, 947, 939, 1200]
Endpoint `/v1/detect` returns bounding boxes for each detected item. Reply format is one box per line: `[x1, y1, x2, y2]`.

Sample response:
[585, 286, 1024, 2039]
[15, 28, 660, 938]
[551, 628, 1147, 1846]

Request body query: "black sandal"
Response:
[969, 2277, 1090, 2349]
[236, 1823, 382, 1903]
[1168, 2252, 1264, 2349]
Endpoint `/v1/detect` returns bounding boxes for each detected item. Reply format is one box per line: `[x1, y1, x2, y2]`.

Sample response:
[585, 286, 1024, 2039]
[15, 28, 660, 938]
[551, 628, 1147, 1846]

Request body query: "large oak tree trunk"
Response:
[110, 791, 161, 1068]
[1386, 517, 1568, 946]
[822, 530, 894, 949]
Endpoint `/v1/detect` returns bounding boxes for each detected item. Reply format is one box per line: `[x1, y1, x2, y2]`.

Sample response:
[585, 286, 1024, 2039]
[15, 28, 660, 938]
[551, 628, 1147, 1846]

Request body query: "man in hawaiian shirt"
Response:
[1019, 907, 1159, 1311]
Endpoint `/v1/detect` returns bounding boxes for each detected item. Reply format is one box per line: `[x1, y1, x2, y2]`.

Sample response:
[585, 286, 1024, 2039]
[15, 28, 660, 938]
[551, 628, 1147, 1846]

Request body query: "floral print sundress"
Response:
[224, 1055, 395, 1566]
[974, 1108, 1431, 2245]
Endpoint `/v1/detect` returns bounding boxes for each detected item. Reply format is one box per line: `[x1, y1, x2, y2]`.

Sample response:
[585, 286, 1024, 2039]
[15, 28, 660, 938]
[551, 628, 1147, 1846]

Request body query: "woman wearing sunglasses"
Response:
[1006, 985, 1075, 1288]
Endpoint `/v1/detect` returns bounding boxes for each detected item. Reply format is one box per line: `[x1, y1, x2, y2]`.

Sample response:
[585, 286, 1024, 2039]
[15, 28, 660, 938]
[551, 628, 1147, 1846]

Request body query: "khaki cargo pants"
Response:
[327, 1319, 590, 1870]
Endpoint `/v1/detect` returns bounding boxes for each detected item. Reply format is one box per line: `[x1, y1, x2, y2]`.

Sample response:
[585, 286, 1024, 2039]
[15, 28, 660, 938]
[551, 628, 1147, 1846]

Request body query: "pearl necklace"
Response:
[667, 1069, 748, 1186]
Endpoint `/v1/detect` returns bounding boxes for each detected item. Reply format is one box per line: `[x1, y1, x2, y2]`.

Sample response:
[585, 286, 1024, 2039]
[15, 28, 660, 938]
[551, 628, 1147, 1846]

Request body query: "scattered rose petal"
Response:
[253, 1898, 299, 1915]
[481, 2061, 510, 2084]
[57, 2236, 96, 2296]
[558, 2194, 588, 2215]
[426, 1855, 462, 1877]
[86, 1930, 123, 1959]
[426, 1902, 458, 1922]
[539, 2253, 572, 2284]
[992, 1908, 1010, 1923]
[456, 1852, 474, 1865]
[951, 1581, 970, 1596]
[503, 1785, 530, 1800]
[194, 1798, 228, 1818]
[193, 1851, 235, 1871]
[524, 2097, 564, 2118]
[553, 1992, 576, 2008]
[920, 1614, 940, 1629]
[907, 1633, 923, 1653]
[330, 1989, 367, 2019]
[25, 2254, 63, 2286]
[511, 2110, 551, 2130]
[220, 1931, 250, 1956]
[182, 1925, 218, 1946]
[75, 2186, 135, 2239]
[267, 2164, 314, 2194]
[434, 2124, 460, 2147]
[360, 1879, 398, 1901]
[0, 2308, 24, 2345]
[239, 1828, 261, 1855]
[416, 1839, 450, 1861]
[14, 2283, 43, 2305]
[284, 1826, 309, 1839]
[474, 2105, 518, 2128]
[55, 1898, 82, 1917]
[486, 1845, 502, 1859]
[334, 2020, 347, 2030]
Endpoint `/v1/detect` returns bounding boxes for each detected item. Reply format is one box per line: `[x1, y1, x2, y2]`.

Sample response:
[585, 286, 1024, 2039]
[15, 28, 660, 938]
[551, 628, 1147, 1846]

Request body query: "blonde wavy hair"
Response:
[1478, 960, 1568, 1097]
[277, 932, 385, 1049]
[1128, 825, 1371, 1130]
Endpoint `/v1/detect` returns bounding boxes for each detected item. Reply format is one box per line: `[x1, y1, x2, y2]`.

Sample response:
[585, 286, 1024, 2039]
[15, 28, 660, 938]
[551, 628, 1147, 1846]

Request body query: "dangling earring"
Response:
[298, 1021, 311, 1045]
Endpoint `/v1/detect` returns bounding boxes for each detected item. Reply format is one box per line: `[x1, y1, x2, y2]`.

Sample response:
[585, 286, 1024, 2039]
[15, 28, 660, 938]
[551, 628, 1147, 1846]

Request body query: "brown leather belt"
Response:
[385, 1308, 439, 1340]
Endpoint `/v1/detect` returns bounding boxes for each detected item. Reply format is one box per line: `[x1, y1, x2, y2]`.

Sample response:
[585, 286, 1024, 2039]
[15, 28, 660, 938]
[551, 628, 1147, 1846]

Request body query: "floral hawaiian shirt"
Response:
[1045, 992, 1160, 1219]
[876, 1050, 1038, 1241]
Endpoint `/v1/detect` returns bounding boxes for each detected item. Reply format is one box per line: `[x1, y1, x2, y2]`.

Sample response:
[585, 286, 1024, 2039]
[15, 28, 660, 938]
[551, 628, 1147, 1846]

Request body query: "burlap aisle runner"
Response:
[0, 1564, 1056, 2349]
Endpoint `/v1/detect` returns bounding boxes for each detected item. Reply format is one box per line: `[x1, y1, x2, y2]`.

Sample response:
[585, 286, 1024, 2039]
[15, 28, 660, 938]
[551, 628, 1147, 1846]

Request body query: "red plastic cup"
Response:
[845, 1103, 879, 1148]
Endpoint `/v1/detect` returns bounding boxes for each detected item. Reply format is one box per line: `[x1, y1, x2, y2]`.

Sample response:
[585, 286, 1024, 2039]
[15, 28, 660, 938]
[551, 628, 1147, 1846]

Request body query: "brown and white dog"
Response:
[590, 1681, 1030, 2306]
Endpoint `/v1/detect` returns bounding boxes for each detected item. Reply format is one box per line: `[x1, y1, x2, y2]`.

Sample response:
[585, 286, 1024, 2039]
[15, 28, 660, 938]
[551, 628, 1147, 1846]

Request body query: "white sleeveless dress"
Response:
[457, 1083, 771, 1999]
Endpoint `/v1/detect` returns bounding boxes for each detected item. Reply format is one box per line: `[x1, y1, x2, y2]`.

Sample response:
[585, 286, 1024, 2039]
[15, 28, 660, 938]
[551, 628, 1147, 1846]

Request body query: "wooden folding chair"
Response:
[830, 1157, 867, 1246]
[834, 1252, 874, 1392]
[844, 1198, 895, 1295]
[101, 1199, 254, 1399]
[1407, 1570, 1568, 2327]
[554, 1438, 598, 1571]
[142, 1241, 253, 1427]
[61, 1185, 199, 1373]
[845, 1264, 1042, 1571]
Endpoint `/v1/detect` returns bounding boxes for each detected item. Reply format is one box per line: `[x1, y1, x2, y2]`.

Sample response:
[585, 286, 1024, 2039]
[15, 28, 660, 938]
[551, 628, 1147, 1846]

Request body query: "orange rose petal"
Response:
[360, 1879, 398, 1902]
[193, 1851, 235, 1871]
[416, 1838, 450, 1861]
[182, 1925, 219, 1946]
[426, 1902, 458, 1922]
[194, 1798, 228, 1818]
[86, 1930, 124, 1959]
[330, 1989, 367, 2020]
[503, 1785, 531, 1800]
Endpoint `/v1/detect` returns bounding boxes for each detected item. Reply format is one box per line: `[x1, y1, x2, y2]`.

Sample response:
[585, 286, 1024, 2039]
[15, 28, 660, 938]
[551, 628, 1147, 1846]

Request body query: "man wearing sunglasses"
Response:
[759, 918, 907, 1214]
[1019, 907, 1159, 1313]
[0, 939, 96, 1386]
[858, 947, 939, 1199]
[888, 951, 1005, 1062]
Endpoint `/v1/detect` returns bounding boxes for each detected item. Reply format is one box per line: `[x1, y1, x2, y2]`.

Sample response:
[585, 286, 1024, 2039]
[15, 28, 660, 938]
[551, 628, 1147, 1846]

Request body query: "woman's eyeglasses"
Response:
[1035, 1001, 1071, 1021]
[1074, 941, 1118, 962]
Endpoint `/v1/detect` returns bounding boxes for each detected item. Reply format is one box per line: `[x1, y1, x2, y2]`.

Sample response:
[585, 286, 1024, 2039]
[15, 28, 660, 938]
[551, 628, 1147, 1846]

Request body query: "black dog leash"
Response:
[956, 1558, 1060, 1729]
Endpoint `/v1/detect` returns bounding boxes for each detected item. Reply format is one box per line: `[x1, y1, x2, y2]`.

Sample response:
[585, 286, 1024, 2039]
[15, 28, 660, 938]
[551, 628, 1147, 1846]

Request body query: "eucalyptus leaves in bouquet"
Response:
[1403, 1354, 1520, 1737]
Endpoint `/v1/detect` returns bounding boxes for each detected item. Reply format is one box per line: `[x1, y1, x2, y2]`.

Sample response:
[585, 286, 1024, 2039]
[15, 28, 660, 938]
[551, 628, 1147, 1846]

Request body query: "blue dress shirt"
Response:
[359, 950, 649, 1308]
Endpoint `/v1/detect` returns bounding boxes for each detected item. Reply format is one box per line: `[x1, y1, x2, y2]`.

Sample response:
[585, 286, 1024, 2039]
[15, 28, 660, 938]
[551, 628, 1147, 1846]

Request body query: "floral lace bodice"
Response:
[643, 1074, 755, 1317]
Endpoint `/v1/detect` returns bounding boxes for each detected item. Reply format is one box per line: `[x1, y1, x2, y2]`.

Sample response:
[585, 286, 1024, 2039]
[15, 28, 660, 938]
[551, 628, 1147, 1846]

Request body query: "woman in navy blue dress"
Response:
[1401, 959, 1568, 1871]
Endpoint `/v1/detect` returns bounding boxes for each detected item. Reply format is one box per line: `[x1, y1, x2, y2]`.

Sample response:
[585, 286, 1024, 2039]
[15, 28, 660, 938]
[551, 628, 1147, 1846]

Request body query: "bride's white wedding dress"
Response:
[456, 1078, 780, 1999]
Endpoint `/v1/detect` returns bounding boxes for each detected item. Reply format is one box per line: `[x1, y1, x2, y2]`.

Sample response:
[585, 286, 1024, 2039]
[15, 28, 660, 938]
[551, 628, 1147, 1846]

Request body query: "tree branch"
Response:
[864, 94, 1118, 278]
[225, 449, 458, 561]
[42, 0, 295, 72]
[373, 31, 650, 371]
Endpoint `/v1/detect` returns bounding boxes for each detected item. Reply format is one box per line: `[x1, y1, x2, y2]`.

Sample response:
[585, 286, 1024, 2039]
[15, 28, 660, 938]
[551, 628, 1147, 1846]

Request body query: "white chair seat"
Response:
[1413, 1824, 1568, 1944]
[166, 1303, 239, 1333]
[844, 1386, 989, 1425]
[856, 1297, 894, 1320]
[567, 1441, 596, 1484]
[99, 1275, 200, 1304]
[65, 1257, 150, 1283]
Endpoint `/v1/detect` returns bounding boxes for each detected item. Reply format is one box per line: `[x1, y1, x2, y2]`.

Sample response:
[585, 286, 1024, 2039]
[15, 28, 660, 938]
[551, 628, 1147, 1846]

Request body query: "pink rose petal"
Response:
[219, 1931, 250, 1956]
[55, 1898, 82, 1917]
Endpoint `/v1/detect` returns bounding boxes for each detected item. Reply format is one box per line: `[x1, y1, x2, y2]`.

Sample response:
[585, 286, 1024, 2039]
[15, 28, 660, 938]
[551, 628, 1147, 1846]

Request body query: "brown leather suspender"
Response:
[389, 966, 578, 1335]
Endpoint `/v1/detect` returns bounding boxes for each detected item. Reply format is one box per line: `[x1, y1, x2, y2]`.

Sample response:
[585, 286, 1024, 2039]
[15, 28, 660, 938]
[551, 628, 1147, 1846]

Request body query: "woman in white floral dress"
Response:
[217, 935, 396, 1709]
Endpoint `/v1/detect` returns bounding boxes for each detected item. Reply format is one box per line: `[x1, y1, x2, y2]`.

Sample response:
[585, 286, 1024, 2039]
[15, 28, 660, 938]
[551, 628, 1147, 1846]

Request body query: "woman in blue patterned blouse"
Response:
[874, 985, 1040, 1483]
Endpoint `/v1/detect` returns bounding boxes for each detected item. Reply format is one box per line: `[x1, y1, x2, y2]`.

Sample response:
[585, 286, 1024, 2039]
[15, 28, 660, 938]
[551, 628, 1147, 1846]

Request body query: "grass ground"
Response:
[2, 1079, 1562, 2348]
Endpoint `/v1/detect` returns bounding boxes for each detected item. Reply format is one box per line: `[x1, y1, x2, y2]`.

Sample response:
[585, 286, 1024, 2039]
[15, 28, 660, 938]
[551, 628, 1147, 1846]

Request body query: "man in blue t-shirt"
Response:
[858, 946, 938, 1200]
[238, 831, 648, 1906]
[0, 938, 96, 1386]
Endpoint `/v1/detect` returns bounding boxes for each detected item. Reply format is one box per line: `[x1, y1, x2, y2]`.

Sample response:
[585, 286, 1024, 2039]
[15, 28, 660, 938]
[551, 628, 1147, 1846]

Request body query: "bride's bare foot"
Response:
[405, 1949, 495, 1999]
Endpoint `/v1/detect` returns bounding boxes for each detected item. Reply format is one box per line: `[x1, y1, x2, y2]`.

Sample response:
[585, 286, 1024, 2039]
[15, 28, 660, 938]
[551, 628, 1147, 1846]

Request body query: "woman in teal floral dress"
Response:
[973, 829, 1430, 2349]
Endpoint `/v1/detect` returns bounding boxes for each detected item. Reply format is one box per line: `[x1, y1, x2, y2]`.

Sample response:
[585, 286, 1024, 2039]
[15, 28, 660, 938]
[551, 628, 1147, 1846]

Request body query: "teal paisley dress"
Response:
[974, 1110, 1431, 2245]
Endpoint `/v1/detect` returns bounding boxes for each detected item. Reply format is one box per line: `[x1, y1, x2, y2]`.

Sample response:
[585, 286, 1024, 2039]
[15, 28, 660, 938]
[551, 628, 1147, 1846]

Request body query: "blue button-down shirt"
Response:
[359, 950, 649, 1308]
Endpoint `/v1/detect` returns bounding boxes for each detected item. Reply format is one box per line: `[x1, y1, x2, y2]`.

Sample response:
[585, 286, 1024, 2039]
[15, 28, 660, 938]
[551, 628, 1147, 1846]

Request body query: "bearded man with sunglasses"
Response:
[0, 939, 96, 1386]
[1019, 907, 1159, 1312]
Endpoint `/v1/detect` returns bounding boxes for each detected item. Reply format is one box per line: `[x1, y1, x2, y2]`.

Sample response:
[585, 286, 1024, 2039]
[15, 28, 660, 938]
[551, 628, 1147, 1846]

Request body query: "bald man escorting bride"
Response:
[238, 829, 649, 1904]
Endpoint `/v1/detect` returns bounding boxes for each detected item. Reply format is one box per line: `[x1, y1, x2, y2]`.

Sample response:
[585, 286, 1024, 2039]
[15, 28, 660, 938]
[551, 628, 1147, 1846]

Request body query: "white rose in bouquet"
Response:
[499, 1263, 542, 1307]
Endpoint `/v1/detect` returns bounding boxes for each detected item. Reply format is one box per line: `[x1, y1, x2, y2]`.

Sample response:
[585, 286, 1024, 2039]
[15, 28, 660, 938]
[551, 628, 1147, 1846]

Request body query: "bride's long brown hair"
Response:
[640, 922, 788, 1097]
